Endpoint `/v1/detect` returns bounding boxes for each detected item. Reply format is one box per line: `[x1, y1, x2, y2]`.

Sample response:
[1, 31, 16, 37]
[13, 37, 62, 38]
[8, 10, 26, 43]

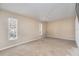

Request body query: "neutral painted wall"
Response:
[47, 17, 75, 40]
[75, 16, 79, 47]
[0, 9, 76, 49]
[0, 10, 41, 49]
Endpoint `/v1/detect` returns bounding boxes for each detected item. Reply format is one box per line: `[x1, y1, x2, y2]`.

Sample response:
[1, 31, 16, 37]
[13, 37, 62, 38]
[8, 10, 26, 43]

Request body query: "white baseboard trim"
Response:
[0, 36, 42, 51]
[0, 34, 74, 51]
[47, 34, 75, 41]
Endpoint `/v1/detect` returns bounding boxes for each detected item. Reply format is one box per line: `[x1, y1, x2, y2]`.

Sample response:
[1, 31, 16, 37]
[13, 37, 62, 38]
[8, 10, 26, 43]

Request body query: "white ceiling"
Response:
[0, 3, 76, 21]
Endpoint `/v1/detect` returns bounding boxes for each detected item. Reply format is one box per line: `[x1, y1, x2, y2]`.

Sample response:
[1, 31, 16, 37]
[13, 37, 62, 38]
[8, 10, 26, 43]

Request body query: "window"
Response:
[8, 17, 17, 40]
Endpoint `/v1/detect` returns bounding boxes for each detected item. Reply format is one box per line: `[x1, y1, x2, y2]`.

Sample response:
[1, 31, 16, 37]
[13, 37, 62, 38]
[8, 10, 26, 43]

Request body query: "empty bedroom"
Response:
[0, 3, 79, 56]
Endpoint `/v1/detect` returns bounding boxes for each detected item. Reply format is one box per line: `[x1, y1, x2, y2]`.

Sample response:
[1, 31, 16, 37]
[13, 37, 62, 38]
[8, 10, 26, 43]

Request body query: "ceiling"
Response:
[0, 3, 76, 21]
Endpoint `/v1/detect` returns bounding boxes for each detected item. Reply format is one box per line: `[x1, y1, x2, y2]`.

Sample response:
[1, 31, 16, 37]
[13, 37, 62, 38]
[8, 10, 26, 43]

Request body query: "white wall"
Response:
[75, 16, 79, 47]
[0, 10, 41, 49]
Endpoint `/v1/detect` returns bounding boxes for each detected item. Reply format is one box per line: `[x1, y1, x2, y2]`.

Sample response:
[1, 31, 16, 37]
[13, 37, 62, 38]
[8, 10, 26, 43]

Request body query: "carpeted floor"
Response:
[0, 38, 77, 56]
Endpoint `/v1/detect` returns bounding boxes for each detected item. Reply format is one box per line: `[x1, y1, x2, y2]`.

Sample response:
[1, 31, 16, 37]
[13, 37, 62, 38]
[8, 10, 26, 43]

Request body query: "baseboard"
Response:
[46, 34, 75, 41]
[0, 35, 42, 51]
[0, 35, 75, 51]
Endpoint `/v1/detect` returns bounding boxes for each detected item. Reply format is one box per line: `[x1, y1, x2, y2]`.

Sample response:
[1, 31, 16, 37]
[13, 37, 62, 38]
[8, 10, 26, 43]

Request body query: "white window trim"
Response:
[39, 23, 43, 35]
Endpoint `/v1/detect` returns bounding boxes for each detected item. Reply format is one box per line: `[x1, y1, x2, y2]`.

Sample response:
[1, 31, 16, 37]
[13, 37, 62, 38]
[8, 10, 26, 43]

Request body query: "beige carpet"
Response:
[0, 38, 77, 56]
